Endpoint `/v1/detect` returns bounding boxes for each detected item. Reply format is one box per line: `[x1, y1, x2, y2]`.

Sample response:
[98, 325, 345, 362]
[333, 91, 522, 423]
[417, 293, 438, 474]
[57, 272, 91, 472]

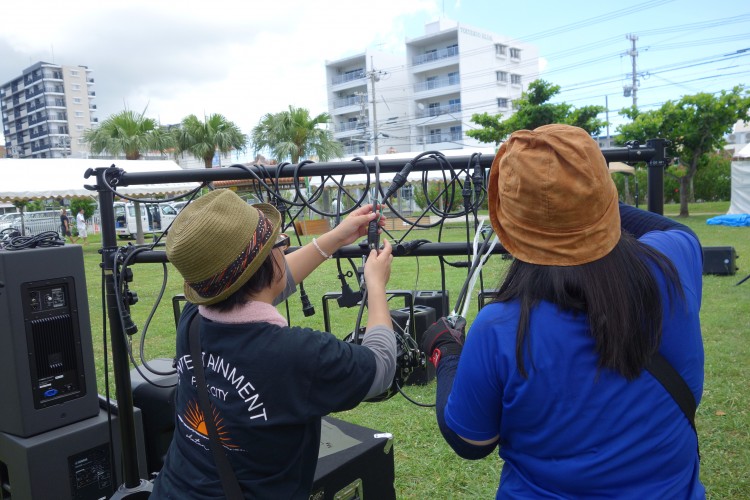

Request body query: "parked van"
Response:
[113, 202, 178, 239]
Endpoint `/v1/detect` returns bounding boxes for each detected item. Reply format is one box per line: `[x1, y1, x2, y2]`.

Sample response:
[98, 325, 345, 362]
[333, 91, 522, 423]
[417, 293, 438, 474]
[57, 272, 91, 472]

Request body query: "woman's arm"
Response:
[619, 202, 698, 241]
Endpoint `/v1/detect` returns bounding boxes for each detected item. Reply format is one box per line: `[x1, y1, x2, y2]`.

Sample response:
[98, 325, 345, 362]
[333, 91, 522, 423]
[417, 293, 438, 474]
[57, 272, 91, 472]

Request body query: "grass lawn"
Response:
[76, 201, 747, 498]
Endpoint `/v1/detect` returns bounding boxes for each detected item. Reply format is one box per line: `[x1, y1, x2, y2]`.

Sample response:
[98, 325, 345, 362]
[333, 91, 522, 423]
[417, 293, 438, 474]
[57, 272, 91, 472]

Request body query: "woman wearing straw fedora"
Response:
[422, 124, 705, 498]
[151, 189, 396, 499]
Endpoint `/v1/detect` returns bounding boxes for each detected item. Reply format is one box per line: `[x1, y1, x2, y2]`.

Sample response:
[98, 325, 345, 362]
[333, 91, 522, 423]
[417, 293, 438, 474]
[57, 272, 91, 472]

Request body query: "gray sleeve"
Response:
[361, 324, 398, 399]
[272, 261, 298, 306]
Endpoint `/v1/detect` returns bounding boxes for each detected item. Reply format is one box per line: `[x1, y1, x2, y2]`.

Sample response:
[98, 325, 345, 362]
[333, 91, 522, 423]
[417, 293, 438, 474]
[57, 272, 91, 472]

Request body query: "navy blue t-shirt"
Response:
[151, 303, 377, 499]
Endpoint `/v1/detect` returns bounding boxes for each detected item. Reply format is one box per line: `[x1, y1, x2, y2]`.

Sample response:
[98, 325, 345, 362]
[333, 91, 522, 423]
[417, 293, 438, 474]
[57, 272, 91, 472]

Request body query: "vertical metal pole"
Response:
[646, 139, 667, 215]
[94, 168, 150, 495]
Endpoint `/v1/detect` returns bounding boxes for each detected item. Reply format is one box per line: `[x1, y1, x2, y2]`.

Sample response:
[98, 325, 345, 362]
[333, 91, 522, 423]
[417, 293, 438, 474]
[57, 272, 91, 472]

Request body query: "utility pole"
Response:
[624, 34, 639, 205]
[626, 34, 638, 108]
[356, 91, 369, 155]
[366, 56, 385, 155]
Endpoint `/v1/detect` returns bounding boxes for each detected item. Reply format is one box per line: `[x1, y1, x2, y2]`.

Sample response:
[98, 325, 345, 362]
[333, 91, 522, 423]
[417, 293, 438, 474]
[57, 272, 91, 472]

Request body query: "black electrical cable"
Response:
[96, 165, 207, 205]
[292, 157, 370, 218]
[113, 246, 177, 387]
[2, 230, 65, 250]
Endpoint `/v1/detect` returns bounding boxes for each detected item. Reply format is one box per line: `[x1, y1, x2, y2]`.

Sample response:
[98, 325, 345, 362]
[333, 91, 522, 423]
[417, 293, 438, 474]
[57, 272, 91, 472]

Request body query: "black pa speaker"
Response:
[0, 246, 99, 437]
[311, 416, 395, 500]
[703, 246, 738, 275]
[0, 406, 147, 500]
[414, 290, 450, 318]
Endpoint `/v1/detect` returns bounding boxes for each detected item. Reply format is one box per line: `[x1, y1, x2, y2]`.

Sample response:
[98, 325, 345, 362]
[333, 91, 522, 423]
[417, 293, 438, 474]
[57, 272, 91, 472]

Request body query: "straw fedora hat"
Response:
[166, 189, 281, 305]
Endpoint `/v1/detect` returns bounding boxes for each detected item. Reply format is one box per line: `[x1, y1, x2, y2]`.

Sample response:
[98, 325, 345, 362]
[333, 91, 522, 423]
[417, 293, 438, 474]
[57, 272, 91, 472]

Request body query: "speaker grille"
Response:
[31, 314, 77, 379]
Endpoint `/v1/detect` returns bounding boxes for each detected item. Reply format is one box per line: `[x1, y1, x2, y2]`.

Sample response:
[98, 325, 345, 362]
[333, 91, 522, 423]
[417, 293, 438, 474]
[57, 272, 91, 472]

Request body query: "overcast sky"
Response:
[2, 0, 748, 145]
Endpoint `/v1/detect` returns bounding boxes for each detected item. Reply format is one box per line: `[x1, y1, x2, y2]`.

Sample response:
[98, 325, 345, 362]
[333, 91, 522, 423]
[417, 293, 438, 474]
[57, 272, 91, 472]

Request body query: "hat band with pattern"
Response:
[185, 210, 275, 299]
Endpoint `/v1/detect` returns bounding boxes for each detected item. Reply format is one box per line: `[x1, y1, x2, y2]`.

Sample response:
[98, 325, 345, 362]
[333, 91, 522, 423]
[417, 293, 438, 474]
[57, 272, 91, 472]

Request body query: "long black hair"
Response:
[493, 231, 684, 380]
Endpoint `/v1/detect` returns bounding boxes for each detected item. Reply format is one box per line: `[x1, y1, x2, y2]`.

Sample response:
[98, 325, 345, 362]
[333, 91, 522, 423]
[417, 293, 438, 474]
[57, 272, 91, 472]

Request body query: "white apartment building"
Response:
[1, 61, 97, 159]
[326, 20, 540, 155]
[326, 50, 411, 157]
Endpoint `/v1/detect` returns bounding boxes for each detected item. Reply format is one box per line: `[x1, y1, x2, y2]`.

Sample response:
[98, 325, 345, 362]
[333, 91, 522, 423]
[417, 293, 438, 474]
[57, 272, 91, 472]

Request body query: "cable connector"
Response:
[337, 282, 363, 308]
[300, 283, 315, 317]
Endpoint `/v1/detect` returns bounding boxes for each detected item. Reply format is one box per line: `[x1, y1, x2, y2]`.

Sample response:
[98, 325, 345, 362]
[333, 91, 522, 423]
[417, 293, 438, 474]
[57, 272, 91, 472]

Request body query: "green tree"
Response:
[84, 107, 174, 243]
[173, 113, 247, 169]
[27, 200, 45, 212]
[250, 106, 343, 163]
[617, 85, 750, 216]
[69, 198, 97, 220]
[467, 80, 607, 145]
[83, 107, 174, 160]
[694, 150, 732, 202]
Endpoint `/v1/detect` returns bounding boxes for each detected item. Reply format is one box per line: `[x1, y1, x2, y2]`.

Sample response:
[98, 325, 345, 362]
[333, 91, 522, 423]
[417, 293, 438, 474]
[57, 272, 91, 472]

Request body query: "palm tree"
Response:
[250, 106, 343, 163]
[84, 108, 174, 160]
[84, 107, 174, 243]
[173, 114, 247, 168]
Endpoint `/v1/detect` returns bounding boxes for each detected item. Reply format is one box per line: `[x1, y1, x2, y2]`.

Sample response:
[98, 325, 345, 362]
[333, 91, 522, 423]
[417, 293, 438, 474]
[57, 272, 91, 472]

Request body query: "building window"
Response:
[76, 124, 85, 131]
[449, 98, 461, 112]
[497, 98, 509, 109]
[447, 44, 458, 57]
[450, 126, 462, 141]
[426, 76, 438, 90]
[510, 48, 521, 60]
[448, 72, 459, 85]
[496, 71, 508, 83]
[73, 97, 82, 104]
[70, 69, 79, 76]
[495, 44, 507, 57]
[511, 74, 522, 86]
[429, 129, 442, 144]
[75, 111, 84, 117]
[428, 102, 441, 116]
[71, 83, 81, 91]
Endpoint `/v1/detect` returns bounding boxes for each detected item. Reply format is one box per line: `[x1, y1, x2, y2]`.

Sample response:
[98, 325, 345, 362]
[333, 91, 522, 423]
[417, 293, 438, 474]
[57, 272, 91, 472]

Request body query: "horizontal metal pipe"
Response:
[125, 241, 510, 264]
[100, 145, 663, 187]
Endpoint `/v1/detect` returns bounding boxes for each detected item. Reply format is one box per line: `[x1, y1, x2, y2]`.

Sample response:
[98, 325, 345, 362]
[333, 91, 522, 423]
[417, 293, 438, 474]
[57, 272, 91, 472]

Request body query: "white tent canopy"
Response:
[0, 158, 199, 203]
[729, 143, 750, 214]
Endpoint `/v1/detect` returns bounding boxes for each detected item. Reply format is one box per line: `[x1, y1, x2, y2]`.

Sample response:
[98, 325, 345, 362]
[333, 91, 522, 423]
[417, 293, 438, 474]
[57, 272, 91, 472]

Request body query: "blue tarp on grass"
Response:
[706, 214, 750, 227]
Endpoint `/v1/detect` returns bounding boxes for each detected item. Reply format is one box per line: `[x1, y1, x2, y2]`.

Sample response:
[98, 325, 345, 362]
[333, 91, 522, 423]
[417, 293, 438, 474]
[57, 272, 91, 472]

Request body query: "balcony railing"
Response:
[419, 131, 463, 144]
[343, 144, 367, 155]
[414, 75, 460, 93]
[332, 70, 365, 85]
[416, 103, 461, 118]
[333, 95, 365, 109]
[413, 45, 459, 66]
[336, 121, 367, 133]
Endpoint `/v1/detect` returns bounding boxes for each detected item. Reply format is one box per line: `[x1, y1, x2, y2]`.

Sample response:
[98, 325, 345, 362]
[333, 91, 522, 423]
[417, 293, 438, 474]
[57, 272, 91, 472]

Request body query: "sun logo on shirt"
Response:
[184, 399, 239, 448]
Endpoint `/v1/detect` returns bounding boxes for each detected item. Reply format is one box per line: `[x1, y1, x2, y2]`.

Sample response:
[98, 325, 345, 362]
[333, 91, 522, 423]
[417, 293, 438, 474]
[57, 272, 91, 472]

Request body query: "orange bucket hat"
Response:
[166, 189, 281, 305]
[488, 124, 620, 266]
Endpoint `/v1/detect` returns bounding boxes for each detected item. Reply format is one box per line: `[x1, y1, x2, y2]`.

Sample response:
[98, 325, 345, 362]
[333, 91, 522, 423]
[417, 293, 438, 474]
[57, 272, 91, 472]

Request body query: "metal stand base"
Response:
[111, 479, 153, 499]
